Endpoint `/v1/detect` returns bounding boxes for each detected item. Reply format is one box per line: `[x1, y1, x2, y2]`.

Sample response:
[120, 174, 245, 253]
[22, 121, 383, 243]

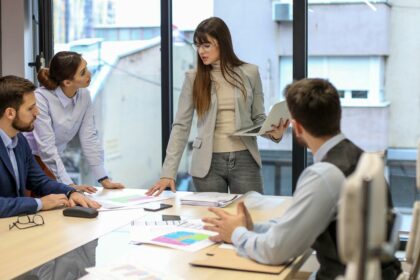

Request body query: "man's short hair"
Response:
[284, 78, 341, 137]
[0, 75, 36, 117]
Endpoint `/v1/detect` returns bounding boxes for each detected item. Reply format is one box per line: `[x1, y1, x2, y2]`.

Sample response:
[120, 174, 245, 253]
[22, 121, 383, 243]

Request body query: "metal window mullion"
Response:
[161, 0, 173, 164]
[292, 0, 308, 192]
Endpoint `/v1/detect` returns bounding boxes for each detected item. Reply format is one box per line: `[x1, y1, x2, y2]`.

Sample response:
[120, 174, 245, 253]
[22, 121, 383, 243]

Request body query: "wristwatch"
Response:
[97, 176, 109, 183]
[66, 189, 84, 199]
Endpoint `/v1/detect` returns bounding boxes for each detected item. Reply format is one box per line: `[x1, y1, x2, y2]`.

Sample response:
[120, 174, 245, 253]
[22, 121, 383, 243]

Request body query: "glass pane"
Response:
[52, 0, 161, 188]
[307, 1, 419, 217]
[171, 0, 211, 191]
[173, 0, 293, 195]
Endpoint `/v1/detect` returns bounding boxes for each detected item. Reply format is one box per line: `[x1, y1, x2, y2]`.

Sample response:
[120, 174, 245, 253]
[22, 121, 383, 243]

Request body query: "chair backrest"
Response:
[338, 153, 388, 280]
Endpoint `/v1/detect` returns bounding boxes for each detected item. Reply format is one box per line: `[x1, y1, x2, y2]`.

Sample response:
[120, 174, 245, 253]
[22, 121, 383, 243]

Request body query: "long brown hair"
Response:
[193, 17, 246, 118]
[37, 51, 82, 90]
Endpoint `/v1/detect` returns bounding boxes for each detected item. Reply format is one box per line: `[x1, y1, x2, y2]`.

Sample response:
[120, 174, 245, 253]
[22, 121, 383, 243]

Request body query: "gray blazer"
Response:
[161, 63, 268, 179]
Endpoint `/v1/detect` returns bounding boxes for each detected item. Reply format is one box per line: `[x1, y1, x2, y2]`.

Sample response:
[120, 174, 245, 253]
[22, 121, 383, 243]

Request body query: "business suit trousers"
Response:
[192, 150, 263, 194]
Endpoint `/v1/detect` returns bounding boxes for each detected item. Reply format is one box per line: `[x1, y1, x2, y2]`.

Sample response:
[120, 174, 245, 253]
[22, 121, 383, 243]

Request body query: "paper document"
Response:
[91, 193, 169, 209]
[131, 220, 215, 252]
[180, 192, 240, 207]
[86, 263, 183, 280]
[132, 218, 204, 229]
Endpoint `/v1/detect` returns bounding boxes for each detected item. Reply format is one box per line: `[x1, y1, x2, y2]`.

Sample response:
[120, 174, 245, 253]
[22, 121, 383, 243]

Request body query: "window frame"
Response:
[40, 0, 310, 194]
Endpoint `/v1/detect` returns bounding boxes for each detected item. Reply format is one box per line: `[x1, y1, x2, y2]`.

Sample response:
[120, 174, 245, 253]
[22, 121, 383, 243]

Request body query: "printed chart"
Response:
[153, 231, 209, 247]
[93, 193, 169, 209]
[131, 225, 216, 252]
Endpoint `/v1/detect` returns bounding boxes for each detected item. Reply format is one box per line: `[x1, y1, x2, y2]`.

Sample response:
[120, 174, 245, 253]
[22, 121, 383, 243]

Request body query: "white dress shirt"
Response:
[1, 129, 42, 210]
[24, 86, 107, 185]
[231, 134, 347, 264]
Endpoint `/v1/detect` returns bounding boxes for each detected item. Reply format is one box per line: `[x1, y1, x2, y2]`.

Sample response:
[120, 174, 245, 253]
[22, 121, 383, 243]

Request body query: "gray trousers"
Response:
[193, 150, 263, 194]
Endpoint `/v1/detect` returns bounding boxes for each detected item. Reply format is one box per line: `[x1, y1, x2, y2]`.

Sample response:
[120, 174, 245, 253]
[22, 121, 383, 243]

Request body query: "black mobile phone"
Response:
[143, 203, 173, 212]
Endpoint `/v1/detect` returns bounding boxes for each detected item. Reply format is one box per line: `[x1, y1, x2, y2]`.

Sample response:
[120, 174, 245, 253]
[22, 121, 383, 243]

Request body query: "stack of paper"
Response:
[180, 192, 240, 208]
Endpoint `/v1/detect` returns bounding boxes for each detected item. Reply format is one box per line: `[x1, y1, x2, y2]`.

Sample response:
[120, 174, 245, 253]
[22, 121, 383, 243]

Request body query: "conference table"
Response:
[0, 188, 311, 280]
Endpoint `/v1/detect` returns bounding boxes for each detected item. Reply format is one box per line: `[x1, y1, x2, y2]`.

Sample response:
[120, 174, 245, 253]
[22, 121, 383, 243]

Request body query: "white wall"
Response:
[385, 0, 420, 148]
[1, 0, 35, 80]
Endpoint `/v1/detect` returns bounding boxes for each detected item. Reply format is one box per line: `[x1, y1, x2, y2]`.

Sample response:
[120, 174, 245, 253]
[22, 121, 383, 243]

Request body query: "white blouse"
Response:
[24, 86, 107, 184]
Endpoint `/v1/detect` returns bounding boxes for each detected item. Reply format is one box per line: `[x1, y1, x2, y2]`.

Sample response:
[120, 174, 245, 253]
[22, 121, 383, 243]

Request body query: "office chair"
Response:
[337, 153, 400, 280]
[397, 142, 420, 280]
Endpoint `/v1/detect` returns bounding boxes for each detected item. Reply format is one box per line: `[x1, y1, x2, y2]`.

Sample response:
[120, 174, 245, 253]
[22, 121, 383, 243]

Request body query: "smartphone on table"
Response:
[143, 203, 172, 212]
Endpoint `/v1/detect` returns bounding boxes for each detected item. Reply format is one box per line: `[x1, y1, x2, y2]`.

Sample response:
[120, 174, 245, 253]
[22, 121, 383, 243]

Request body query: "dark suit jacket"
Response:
[0, 133, 73, 217]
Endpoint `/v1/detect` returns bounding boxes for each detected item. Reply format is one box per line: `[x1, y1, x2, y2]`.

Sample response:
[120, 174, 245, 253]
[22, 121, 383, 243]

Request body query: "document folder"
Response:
[190, 246, 291, 274]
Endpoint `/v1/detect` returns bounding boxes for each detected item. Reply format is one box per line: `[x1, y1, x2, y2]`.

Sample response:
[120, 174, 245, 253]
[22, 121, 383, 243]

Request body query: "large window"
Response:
[53, 0, 162, 188]
[305, 0, 419, 228]
[172, 0, 294, 195]
[47, 0, 418, 209]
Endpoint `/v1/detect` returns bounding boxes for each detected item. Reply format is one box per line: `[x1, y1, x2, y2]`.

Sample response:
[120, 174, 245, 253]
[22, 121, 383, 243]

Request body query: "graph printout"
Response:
[131, 225, 216, 252]
[93, 193, 168, 209]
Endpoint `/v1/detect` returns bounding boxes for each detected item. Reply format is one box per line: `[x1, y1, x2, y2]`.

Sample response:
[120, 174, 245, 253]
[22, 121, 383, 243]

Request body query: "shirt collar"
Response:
[314, 133, 346, 163]
[0, 128, 18, 150]
[56, 87, 79, 108]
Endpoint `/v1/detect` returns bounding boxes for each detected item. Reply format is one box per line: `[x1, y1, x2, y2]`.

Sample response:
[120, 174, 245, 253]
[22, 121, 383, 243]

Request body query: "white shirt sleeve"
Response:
[231, 162, 345, 264]
[78, 95, 107, 181]
[33, 92, 74, 184]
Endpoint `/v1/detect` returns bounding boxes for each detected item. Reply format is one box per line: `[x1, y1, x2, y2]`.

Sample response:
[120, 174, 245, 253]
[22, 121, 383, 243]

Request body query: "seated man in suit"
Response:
[0, 75, 100, 218]
[203, 78, 401, 280]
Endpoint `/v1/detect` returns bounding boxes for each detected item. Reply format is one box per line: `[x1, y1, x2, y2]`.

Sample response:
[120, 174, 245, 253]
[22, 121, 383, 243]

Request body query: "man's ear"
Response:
[291, 119, 304, 137]
[4, 107, 17, 121]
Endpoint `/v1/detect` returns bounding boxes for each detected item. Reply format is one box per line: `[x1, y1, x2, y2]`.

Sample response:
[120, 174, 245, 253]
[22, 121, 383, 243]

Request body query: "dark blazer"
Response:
[0, 133, 73, 218]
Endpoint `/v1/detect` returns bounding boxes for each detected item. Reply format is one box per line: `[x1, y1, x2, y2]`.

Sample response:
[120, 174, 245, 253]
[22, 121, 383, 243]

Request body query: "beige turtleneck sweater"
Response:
[211, 61, 246, 153]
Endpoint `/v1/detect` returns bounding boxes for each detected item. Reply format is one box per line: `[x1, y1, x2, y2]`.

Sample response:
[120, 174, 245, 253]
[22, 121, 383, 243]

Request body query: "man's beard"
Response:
[12, 116, 35, 132]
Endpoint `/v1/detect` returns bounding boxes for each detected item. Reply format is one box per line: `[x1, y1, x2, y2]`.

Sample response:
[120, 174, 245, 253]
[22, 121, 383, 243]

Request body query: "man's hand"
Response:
[40, 194, 70, 210]
[68, 192, 101, 209]
[146, 178, 176, 196]
[202, 202, 253, 243]
[264, 118, 290, 141]
[100, 179, 125, 189]
[70, 184, 97, 194]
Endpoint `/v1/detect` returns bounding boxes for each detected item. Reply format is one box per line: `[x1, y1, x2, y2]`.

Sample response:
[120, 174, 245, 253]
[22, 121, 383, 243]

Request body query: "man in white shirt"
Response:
[202, 78, 401, 280]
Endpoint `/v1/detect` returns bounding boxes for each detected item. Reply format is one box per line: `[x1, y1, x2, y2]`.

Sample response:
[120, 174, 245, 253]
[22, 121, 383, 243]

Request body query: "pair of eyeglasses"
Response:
[9, 214, 45, 230]
[192, 43, 214, 52]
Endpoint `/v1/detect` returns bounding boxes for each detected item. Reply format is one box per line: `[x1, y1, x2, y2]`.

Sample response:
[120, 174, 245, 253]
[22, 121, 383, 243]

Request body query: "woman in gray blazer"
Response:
[147, 17, 288, 196]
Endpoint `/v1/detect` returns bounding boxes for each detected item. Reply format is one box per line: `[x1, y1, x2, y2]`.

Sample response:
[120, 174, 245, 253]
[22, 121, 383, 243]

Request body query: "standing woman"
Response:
[25, 51, 124, 191]
[147, 17, 288, 196]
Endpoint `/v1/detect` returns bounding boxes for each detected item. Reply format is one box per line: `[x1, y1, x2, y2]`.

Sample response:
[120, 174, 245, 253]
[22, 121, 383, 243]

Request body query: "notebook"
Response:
[180, 192, 240, 208]
[233, 100, 291, 136]
[190, 246, 291, 274]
